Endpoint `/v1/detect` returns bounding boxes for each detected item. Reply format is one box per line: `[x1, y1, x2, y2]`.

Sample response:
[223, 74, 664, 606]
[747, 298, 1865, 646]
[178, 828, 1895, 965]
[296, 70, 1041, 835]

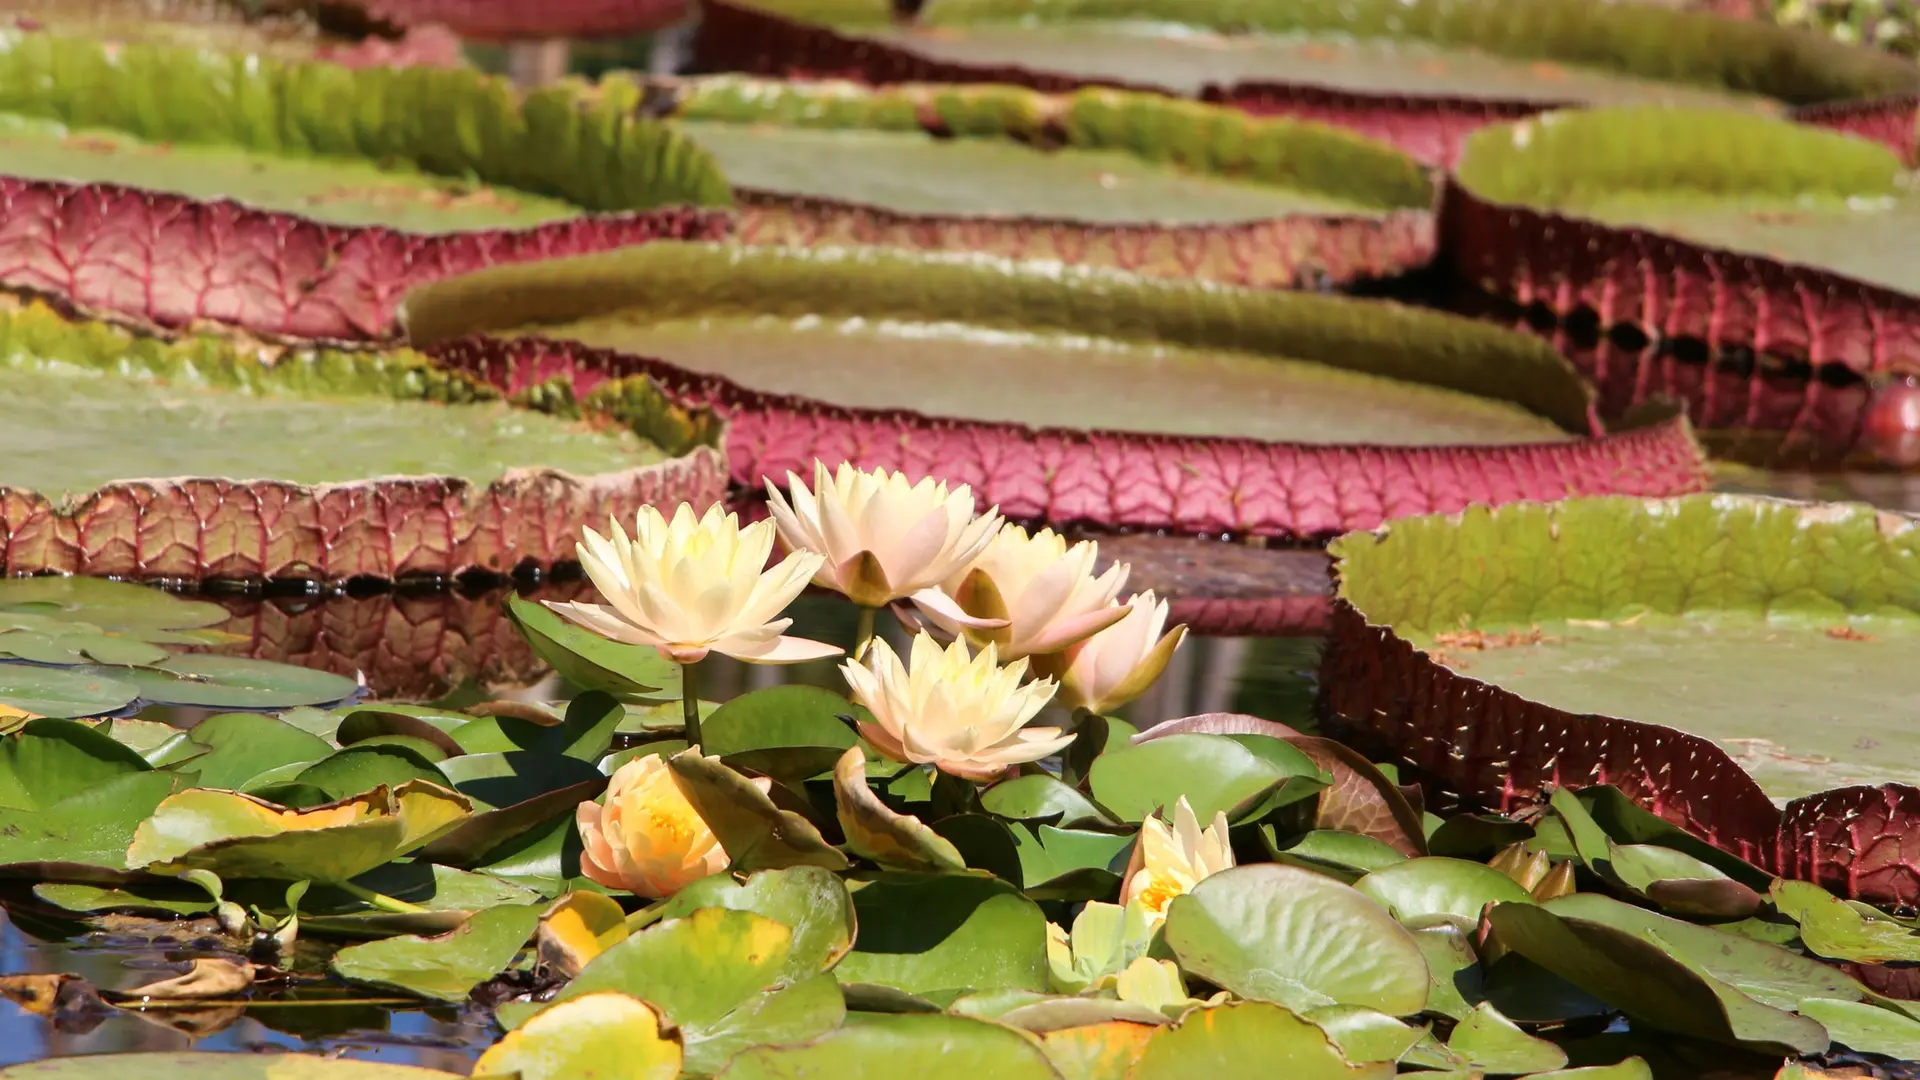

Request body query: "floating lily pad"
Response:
[1323, 494, 1920, 882]
[0, 1052, 463, 1079]
[0, 770, 180, 877]
[656, 74, 1432, 289]
[331, 902, 542, 1001]
[504, 594, 679, 703]
[0, 305, 724, 581]
[1090, 732, 1323, 824]
[0, 718, 151, 810]
[474, 992, 684, 1080]
[411, 243, 1708, 541]
[834, 873, 1050, 997]
[1129, 1001, 1393, 1079]
[655, 866, 857, 977]
[696, 0, 1917, 162]
[717, 1012, 1062, 1079]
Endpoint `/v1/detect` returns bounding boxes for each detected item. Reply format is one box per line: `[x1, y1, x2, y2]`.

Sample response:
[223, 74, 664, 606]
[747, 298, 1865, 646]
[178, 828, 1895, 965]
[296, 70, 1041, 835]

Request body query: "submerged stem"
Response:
[854, 605, 878, 659]
[336, 881, 428, 915]
[682, 659, 702, 747]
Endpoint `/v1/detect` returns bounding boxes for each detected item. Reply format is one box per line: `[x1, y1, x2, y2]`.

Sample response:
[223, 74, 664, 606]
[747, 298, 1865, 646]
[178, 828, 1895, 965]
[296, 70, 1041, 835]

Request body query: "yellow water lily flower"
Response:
[840, 632, 1069, 781]
[1119, 796, 1236, 928]
[1038, 590, 1188, 714]
[765, 462, 1004, 617]
[576, 752, 770, 898]
[918, 524, 1129, 660]
[546, 503, 840, 665]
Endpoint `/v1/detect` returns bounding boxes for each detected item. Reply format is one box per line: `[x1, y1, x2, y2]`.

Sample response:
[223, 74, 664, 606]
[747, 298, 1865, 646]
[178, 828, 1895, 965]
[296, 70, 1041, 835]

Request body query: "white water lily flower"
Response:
[1119, 795, 1236, 928]
[546, 503, 840, 665]
[916, 523, 1130, 660]
[840, 632, 1068, 781]
[766, 462, 1004, 620]
[1041, 590, 1188, 714]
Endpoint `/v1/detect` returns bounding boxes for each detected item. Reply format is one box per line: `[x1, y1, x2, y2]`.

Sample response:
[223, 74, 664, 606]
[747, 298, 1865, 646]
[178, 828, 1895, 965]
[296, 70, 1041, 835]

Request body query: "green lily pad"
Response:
[982, 774, 1115, 828]
[667, 75, 1426, 223]
[1771, 878, 1920, 963]
[1486, 902, 1828, 1054]
[1426, 815, 1535, 862]
[835, 748, 967, 874]
[1794, 997, 1920, 1060]
[331, 902, 543, 1001]
[1575, 786, 1771, 890]
[174, 712, 334, 792]
[530, 907, 845, 1075]
[1411, 923, 1484, 1021]
[0, 576, 230, 669]
[0, 769, 179, 876]
[656, 865, 858, 977]
[450, 691, 625, 761]
[79, 655, 359, 711]
[126, 781, 472, 884]
[1353, 857, 1537, 928]
[715, 1012, 1062, 1080]
[1328, 495, 1920, 801]
[503, 595, 679, 703]
[415, 753, 607, 867]
[835, 873, 1050, 997]
[703, 685, 864, 783]
[476, 992, 684, 1080]
[1130, 1001, 1393, 1079]
[0, 717, 151, 810]
[0, 664, 140, 718]
[1164, 864, 1430, 1016]
[335, 710, 467, 759]
[402, 243, 1600, 452]
[1447, 1002, 1567, 1075]
[1091, 733, 1323, 824]
[33, 881, 216, 917]
[0, 1052, 463, 1079]
[1303, 1005, 1427, 1064]
[1012, 825, 1132, 900]
[1271, 831, 1410, 881]
[289, 745, 452, 803]
[0, 31, 725, 232]
[666, 750, 849, 873]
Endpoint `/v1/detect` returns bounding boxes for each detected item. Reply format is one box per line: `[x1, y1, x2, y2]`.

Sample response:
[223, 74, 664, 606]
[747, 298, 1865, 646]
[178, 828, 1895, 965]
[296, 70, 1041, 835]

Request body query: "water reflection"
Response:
[0, 905, 490, 1071]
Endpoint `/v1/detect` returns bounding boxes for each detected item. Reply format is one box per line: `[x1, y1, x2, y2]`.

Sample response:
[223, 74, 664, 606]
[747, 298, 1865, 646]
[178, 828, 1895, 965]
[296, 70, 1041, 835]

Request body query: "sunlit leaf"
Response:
[835, 873, 1049, 997]
[656, 865, 857, 978]
[714, 1012, 1061, 1080]
[332, 903, 541, 1001]
[667, 750, 849, 873]
[536, 890, 631, 979]
[1130, 1001, 1393, 1079]
[1353, 857, 1536, 929]
[1089, 733, 1322, 824]
[1771, 878, 1920, 963]
[0, 718, 150, 810]
[1446, 1002, 1566, 1074]
[474, 992, 683, 1080]
[506, 594, 678, 702]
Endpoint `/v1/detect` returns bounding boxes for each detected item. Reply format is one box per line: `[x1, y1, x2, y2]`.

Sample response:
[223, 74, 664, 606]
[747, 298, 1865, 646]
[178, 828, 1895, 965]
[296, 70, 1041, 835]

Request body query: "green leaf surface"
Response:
[1272, 831, 1409, 880]
[715, 1011, 1060, 1080]
[0, 769, 178, 875]
[331, 903, 542, 1001]
[0, 664, 140, 718]
[1576, 786, 1772, 890]
[450, 691, 624, 761]
[1130, 1001, 1394, 1079]
[1090, 733, 1320, 824]
[293, 746, 452, 803]
[1794, 996, 1920, 1060]
[0, 717, 151, 810]
[505, 595, 679, 702]
[835, 873, 1049, 996]
[1446, 1002, 1567, 1074]
[656, 865, 858, 979]
[1164, 864, 1429, 1016]
[1410, 923, 1483, 1021]
[982, 774, 1115, 828]
[1353, 857, 1537, 928]
[178, 712, 333, 792]
[473, 992, 683, 1080]
[32, 881, 215, 916]
[1771, 878, 1920, 963]
[1303, 1004, 1427, 1063]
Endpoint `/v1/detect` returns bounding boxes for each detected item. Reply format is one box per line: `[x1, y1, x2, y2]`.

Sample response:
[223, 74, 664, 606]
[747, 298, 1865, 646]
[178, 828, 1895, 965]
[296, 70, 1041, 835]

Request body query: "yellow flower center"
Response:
[1135, 874, 1185, 916]
[637, 802, 702, 850]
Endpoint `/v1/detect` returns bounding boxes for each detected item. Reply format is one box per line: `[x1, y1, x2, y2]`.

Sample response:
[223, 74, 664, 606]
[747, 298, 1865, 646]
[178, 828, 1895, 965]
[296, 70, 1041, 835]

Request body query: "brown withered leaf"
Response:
[1286, 735, 1428, 858]
[109, 958, 255, 1002]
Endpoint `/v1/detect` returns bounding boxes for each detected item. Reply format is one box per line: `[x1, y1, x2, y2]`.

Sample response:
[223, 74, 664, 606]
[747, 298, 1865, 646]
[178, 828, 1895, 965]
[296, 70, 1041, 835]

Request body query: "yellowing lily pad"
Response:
[474, 992, 684, 1080]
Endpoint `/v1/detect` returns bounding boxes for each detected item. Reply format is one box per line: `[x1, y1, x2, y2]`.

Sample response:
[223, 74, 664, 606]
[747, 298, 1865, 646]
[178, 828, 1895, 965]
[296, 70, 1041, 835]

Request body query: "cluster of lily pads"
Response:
[0, 467, 1914, 1080]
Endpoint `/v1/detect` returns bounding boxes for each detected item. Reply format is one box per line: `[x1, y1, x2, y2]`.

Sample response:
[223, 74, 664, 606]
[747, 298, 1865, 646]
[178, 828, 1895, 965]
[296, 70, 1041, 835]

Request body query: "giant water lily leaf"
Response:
[331, 903, 542, 1001]
[0, 1052, 464, 1079]
[667, 751, 849, 873]
[716, 1012, 1061, 1080]
[1164, 864, 1429, 1016]
[1353, 858, 1536, 928]
[1090, 733, 1324, 824]
[125, 781, 471, 884]
[1771, 878, 1920, 963]
[0, 718, 151, 810]
[1129, 1001, 1393, 1079]
[0, 769, 179, 877]
[527, 907, 844, 1075]
[1486, 902, 1828, 1054]
[474, 992, 684, 1080]
[1324, 495, 1920, 882]
[835, 873, 1050, 997]
[656, 866, 858, 978]
[503, 595, 679, 703]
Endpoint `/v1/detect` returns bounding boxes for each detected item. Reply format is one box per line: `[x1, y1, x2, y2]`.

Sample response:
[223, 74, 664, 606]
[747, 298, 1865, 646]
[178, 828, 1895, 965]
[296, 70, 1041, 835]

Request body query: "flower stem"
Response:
[854, 605, 878, 659]
[681, 659, 703, 747]
[337, 881, 428, 915]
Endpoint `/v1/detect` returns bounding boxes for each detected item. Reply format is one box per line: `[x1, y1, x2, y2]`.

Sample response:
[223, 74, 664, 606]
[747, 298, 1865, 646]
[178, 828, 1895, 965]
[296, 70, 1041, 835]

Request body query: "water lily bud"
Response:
[1038, 590, 1188, 714]
[1119, 796, 1236, 929]
[576, 753, 767, 898]
[765, 461, 1004, 612]
[545, 503, 841, 666]
[1531, 858, 1578, 902]
[840, 632, 1070, 782]
[919, 523, 1130, 660]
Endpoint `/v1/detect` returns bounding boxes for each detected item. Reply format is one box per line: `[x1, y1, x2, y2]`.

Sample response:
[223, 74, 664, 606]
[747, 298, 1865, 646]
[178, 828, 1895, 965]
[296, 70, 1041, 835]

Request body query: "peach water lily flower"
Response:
[545, 503, 840, 666]
[1119, 796, 1236, 928]
[1039, 589, 1188, 714]
[840, 632, 1070, 781]
[917, 524, 1130, 660]
[765, 462, 1004, 620]
[577, 753, 769, 898]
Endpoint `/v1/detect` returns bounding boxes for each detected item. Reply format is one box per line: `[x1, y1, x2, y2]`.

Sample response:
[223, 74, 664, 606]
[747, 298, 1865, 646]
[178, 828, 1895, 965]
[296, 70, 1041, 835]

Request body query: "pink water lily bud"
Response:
[545, 503, 841, 666]
[576, 753, 771, 898]
[765, 462, 1004, 617]
[1119, 796, 1236, 929]
[917, 524, 1130, 660]
[840, 632, 1070, 782]
[1039, 590, 1188, 715]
